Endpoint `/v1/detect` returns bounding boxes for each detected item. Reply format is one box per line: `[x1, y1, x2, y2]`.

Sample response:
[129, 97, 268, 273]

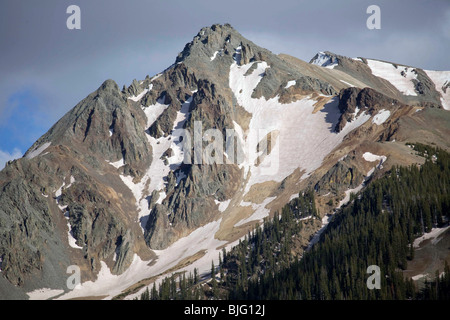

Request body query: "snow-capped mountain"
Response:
[0, 24, 449, 300]
[310, 51, 339, 69]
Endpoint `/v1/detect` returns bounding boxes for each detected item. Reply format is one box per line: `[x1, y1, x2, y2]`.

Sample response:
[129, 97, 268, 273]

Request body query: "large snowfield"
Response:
[229, 56, 371, 198]
[54, 219, 241, 300]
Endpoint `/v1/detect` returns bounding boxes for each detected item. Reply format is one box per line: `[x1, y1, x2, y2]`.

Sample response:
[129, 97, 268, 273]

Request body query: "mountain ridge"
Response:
[0, 23, 449, 300]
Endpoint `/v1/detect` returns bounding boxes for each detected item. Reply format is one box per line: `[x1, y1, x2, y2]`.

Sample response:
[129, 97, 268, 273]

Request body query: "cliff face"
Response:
[0, 80, 153, 288]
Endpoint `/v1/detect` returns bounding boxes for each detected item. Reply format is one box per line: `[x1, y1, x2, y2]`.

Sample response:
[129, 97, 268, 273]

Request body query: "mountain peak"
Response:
[309, 51, 340, 68]
[99, 79, 120, 92]
[173, 23, 276, 68]
[2, 22, 449, 300]
[198, 23, 235, 36]
[175, 23, 242, 64]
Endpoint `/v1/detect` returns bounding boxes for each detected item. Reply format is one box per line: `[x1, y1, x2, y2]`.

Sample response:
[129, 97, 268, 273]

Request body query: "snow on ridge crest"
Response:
[366, 59, 418, 96]
[311, 52, 338, 69]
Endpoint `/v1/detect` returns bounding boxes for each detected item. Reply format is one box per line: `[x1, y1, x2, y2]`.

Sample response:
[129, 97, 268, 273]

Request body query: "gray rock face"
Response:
[0, 155, 74, 295]
[412, 69, 443, 108]
[335, 87, 406, 132]
[126, 79, 144, 97]
[27, 79, 152, 178]
[314, 157, 364, 196]
[0, 177, 48, 285]
[175, 23, 337, 103]
[0, 79, 153, 296]
[144, 163, 240, 249]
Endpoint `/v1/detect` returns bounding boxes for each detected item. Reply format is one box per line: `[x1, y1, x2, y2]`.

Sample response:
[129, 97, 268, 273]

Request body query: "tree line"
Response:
[140, 143, 450, 300]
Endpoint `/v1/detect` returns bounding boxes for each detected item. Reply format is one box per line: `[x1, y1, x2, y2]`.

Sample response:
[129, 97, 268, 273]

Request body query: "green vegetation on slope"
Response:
[141, 143, 450, 300]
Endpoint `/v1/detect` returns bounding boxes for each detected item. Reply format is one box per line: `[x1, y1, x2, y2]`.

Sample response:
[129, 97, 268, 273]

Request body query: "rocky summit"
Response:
[0, 23, 449, 300]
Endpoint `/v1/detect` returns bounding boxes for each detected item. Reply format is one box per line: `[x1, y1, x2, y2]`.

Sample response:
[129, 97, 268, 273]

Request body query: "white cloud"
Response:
[0, 148, 22, 170]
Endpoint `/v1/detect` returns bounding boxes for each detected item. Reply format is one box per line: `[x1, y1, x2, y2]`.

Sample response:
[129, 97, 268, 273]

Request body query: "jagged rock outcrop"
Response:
[335, 87, 406, 132]
[314, 157, 364, 196]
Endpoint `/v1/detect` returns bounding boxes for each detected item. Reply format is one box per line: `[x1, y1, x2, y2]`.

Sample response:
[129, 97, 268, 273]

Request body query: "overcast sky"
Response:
[0, 0, 449, 167]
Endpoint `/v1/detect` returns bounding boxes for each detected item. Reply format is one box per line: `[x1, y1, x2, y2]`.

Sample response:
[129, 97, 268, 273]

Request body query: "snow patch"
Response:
[412, 274, 429, 281]
[424, 70, 450, 110]
[128, 84, 153, 102]
[285, 80, 296, 89]
[214, 199, 231, 213]
[54, 177, 82, 250]
[143, 96, 169, 129]
[151, 73, 163, 82]
[413, 225, 450, 248]
[340, 109, 371, 132]
[362, 152, 387, 167]
[26, 142, 51, 159]
[289, 193, 299, 201]
[55, 176, 74, 200]
[307, 214, 333, 250]
[128, 89, 148, 102]
[156, 191, 167, 205]
[107, 158, 125, 169]
[363, 152, 386, 177]
[27, 288, 64, 300]
[57, 218, 239, 300]
[67, 176, 75, 188]
[210, 50, 223, 61]
[235, 197, 276, 227]
[372, 109, 391, 125]
[229, 58, 371, 197]
[64, 210, 83, 249]
[340, 80, 355, 87]
[210, 51, 219, 61]
[366, 167, 376, 177]
[366, 60, 418, 96]
[338, 183, 364, 209]
[233, 46, 242, 64]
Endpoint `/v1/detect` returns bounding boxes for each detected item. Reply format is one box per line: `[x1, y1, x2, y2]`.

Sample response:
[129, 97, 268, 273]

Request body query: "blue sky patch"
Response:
[0, 88, 50, 155]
